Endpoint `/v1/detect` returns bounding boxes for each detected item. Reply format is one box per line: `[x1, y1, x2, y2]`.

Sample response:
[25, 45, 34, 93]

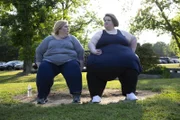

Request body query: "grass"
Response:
[0, 70, 180, 120]
[158, 63, 180, 68]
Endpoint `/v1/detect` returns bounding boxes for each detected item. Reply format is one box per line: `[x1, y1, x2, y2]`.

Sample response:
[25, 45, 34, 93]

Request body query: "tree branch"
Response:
[155, 0, 180, 50]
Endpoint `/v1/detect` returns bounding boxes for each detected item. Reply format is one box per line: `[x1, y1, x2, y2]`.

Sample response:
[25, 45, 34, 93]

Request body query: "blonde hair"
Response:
[104, 13, 119, 27]
[52, 20, 68, 35]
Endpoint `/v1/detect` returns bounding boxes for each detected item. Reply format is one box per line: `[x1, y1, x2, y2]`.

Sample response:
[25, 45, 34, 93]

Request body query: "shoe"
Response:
[37, 98, 48, 104]
[72, 94, 81, 103]
[91, 95, 101, 103]
[125, 92, 138, 101]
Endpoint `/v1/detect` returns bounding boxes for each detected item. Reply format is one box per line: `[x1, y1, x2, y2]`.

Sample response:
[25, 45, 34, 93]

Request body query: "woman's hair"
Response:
[52, 20, 68, 35]
[104, 13, 119, 27]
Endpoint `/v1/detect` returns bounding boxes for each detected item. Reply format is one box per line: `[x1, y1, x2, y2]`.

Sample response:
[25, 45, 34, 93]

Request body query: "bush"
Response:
[136, 43, 159, 72]
[143, 65, 170, 78]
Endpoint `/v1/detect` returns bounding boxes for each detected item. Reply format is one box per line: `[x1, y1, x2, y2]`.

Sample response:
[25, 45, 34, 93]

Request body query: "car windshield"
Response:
[16, 62, 23, 65]
[0, 62, 5, 65]
[5, 61, 22, 65]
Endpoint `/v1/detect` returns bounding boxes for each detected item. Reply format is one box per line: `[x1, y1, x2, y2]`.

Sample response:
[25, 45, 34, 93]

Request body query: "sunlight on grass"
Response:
[158, 63, 180, 68]
[0, 71, 36, 83]
[0, 71, 180, 120]
[0, 71, 21, 76]
[137, 78, 180, 93]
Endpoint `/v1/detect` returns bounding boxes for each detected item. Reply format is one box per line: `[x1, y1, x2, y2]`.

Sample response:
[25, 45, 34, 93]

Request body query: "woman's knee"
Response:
[37, 61, 56, 80]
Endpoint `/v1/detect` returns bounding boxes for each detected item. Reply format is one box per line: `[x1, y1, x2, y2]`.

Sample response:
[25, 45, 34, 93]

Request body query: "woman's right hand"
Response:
[92, 49, 102, 55]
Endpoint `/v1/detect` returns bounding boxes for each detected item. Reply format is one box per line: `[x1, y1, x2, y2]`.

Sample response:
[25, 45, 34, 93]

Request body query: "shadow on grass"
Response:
[1, 96, 179, 120]
[1, 78, 180, 119]
[0, 72, 36, 83]
[0, 71, 66, 84]
[0, 100, 144, 120]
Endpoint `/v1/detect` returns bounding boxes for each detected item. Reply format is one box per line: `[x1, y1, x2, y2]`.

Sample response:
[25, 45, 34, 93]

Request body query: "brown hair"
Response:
[52, 20, 68, 35]
[104, 13, 119, 27]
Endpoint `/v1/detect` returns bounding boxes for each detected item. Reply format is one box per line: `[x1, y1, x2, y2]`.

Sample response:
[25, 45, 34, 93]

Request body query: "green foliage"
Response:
[0, 0, 59, 73]
[0, 0, 102, 73]
[152, 42, 167, 56]
[136, 43, 158, 72]
[170, 39, 180, 57]
[152, 41, 175, 57]
[70, 11, 102, 49]
[170, 14, 180, 57]
[130, 0, 180, 50]
[0, 27, 19, 61]
[0, 44, 19, 61]
[143, 65, 170, 78]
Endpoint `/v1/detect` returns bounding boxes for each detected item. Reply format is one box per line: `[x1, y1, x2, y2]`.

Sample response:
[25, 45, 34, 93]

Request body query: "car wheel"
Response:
[7, 66, 13, 70]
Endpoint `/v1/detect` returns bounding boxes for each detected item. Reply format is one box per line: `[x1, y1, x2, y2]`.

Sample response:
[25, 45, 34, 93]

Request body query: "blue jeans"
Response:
[36, 60, 82, 99]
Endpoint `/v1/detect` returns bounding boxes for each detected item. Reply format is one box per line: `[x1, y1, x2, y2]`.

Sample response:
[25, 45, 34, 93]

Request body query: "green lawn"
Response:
[159, 63, 180, 68]
[0, 71, 180, 120]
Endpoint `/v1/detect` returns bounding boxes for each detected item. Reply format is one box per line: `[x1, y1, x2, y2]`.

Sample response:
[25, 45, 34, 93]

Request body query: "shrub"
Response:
[136, 43, 159, 72]
[143, 65, 170, 78]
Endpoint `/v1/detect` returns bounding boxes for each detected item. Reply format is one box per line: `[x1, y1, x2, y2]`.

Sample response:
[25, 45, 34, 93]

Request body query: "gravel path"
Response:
[15, 89, 159, 107]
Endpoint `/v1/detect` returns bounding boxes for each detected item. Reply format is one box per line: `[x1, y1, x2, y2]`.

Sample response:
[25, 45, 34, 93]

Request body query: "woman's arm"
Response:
[71, 35, 84, 71]
[71, 35, 84, 60]
[88, 30, 103, 55]
[120, 30, 137, 52]
[36, 36, 51, 66]
[130, 36, 137, 52]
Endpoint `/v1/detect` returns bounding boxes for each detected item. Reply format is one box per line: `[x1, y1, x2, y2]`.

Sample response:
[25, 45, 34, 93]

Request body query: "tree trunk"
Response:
[22, 37, 33, 75]
[23, 60, 32, 75]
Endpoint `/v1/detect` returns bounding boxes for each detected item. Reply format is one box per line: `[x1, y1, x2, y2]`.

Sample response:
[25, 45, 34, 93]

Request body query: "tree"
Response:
[0, 27, 19, 61]
[71, 12, 102, 49]
[0, 0, 59, 74]
[130, 0, 180, 50]
[152, 41, 176, 57]
[170, 39, 180, 57]
[136, 43, 158, 72]
[0, 0, 102, 74]
[169, 14, 180, 57]
[152, 42, 166, 56]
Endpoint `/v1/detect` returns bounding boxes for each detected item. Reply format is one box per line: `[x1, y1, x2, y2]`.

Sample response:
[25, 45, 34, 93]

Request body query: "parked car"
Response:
[171, 59, 180, 63]
[158, 59, 167, 64]
[0, 62, 6, 70]
[2, 60, 22, 70]
[14, 61, 24, 70]
[159, 57, 174, 63]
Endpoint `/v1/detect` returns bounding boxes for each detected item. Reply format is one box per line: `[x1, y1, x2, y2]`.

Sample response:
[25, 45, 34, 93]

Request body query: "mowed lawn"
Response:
[0, 71, 180, 120]
[159, 63, 180, 68]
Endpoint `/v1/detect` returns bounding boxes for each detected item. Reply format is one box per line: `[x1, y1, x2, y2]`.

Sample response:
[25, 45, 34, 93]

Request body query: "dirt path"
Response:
[15, 89, 159, 107]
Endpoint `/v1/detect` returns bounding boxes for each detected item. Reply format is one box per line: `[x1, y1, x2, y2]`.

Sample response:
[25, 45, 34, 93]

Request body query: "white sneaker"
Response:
[126, 92, 138, 100]
[92, 95, 101, 103]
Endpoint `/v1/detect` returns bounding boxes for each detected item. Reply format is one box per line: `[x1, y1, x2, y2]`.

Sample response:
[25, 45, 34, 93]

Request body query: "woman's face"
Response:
[59, 23, 69, 35]
[104, 16, 114, 29]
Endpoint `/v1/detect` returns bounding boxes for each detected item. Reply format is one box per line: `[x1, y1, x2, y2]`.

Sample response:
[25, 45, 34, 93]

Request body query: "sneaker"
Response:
[125, 92, 138, 101]
[72, 94, 81, 103]
[92, 95, 101, 103]
[37, 98, 48, 104]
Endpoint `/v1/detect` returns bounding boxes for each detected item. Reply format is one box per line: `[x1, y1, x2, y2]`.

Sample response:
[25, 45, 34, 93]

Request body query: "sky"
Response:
[88, 0, 172, 45]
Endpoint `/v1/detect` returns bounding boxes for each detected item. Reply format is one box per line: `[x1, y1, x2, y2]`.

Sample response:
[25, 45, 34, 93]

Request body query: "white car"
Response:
[14, 61, 24, 70]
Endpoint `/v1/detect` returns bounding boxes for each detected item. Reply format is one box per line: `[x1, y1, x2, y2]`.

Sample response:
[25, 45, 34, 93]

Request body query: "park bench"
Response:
[82, 50, 90, 72]
[168, 68, 180, 73]
[167, 68, 180, 78]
